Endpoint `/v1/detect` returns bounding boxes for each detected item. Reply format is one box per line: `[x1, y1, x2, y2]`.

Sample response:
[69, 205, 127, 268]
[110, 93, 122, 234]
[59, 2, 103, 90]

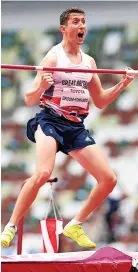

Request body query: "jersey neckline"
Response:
[59, 43, 83, 66]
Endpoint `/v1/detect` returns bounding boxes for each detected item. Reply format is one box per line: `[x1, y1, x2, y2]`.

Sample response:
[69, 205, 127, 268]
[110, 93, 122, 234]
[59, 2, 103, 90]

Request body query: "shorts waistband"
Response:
[42, 107, 86, 123]
[43, 106, 87, 117]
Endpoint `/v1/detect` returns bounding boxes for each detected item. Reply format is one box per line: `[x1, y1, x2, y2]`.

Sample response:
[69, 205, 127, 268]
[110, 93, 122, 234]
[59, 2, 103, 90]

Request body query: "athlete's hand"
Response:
[38, 72, 54, 90]
[120, 66, 135, 88]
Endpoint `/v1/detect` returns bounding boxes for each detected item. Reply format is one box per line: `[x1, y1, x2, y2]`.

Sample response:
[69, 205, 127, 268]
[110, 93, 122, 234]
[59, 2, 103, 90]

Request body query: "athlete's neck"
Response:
[61, 40, 80, 56]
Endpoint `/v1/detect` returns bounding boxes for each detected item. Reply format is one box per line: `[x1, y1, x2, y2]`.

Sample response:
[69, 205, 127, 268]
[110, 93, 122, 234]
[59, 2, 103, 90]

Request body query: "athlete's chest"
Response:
[64, 53, 82, 65]
[54, 47, 92, 83]
[54, 65, 92, 85]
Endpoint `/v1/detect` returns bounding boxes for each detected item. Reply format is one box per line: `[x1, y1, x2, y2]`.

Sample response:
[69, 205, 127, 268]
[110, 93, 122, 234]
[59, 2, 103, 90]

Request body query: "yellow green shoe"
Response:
[1, 226, 16, 248]
[63, 224, 96, 248]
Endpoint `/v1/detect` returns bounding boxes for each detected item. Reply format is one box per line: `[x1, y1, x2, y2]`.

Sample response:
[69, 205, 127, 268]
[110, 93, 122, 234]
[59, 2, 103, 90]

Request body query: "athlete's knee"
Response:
[35, 169, 51, 187]
[106, 172, 117, 193]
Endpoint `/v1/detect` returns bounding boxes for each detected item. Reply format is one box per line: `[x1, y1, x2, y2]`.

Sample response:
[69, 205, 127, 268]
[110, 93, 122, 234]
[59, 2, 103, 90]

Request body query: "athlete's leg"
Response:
[69, 144, 117, 222]
[63, 144, 116, 248]
[1, 127, 58, 247]
[9, 128, 58, 226]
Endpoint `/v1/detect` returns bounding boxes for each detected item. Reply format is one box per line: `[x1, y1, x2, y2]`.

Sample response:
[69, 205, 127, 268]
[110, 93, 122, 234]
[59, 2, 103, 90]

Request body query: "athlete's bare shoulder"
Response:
[39, 44, 60, 66]
[81, 50, 97, 68]
[87, 54, 97, 68]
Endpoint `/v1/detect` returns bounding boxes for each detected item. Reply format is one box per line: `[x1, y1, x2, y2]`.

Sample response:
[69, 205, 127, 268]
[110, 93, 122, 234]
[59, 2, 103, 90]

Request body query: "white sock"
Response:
[6, 222, 17, 232]
[68, 219, 83, 226]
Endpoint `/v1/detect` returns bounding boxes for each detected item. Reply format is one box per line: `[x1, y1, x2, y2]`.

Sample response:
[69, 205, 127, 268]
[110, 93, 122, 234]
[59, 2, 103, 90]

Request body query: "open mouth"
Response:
[78, 33, 84, 39]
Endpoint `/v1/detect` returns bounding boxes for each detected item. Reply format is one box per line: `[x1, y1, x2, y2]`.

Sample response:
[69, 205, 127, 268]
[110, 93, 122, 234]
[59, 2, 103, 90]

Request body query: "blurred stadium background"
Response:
[1, 1, 138, 255]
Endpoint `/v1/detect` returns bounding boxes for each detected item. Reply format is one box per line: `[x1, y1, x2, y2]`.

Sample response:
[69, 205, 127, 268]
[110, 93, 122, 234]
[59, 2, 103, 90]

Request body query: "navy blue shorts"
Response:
[27, 108, 96, 155]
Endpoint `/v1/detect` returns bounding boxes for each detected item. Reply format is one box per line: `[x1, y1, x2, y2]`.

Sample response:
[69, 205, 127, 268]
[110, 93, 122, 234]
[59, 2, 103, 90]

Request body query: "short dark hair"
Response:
[60, 7, 85, 25]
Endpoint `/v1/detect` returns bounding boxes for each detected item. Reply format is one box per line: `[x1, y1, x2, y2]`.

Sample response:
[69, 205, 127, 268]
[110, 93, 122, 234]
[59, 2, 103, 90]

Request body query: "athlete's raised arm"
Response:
[88, 57, 135, 109]
[25, 50, 57, 106]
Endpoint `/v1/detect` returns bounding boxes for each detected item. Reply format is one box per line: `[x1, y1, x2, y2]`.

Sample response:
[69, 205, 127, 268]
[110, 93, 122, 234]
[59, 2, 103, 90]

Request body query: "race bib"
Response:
[60, 88, 89, 109]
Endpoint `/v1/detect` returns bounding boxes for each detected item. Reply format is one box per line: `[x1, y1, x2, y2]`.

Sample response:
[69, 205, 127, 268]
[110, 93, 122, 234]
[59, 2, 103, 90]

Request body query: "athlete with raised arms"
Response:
[1, 7, 135, 249]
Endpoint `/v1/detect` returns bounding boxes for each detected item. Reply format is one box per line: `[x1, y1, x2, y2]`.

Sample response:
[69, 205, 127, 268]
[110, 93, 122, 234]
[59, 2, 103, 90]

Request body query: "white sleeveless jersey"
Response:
[40, 43, 93, 122]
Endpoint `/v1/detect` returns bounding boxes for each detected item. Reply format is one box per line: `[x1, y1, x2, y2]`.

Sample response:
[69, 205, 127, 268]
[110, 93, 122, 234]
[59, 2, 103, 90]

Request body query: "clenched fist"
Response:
[120, 67, 136, 88]
[38, 72, 54, 90]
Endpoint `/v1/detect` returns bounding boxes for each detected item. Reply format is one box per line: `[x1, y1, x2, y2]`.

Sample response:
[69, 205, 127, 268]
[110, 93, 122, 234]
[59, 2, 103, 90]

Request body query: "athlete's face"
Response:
[61, 13, 87, 44]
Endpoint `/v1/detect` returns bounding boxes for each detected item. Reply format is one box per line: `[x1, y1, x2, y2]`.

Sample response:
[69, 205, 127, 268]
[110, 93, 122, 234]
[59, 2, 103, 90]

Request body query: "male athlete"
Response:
[1, 7, 135, 249]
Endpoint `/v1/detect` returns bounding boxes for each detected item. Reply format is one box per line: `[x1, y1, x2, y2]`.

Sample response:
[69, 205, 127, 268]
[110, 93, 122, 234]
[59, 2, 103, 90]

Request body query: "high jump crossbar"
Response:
[1, 64, 138, 75]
